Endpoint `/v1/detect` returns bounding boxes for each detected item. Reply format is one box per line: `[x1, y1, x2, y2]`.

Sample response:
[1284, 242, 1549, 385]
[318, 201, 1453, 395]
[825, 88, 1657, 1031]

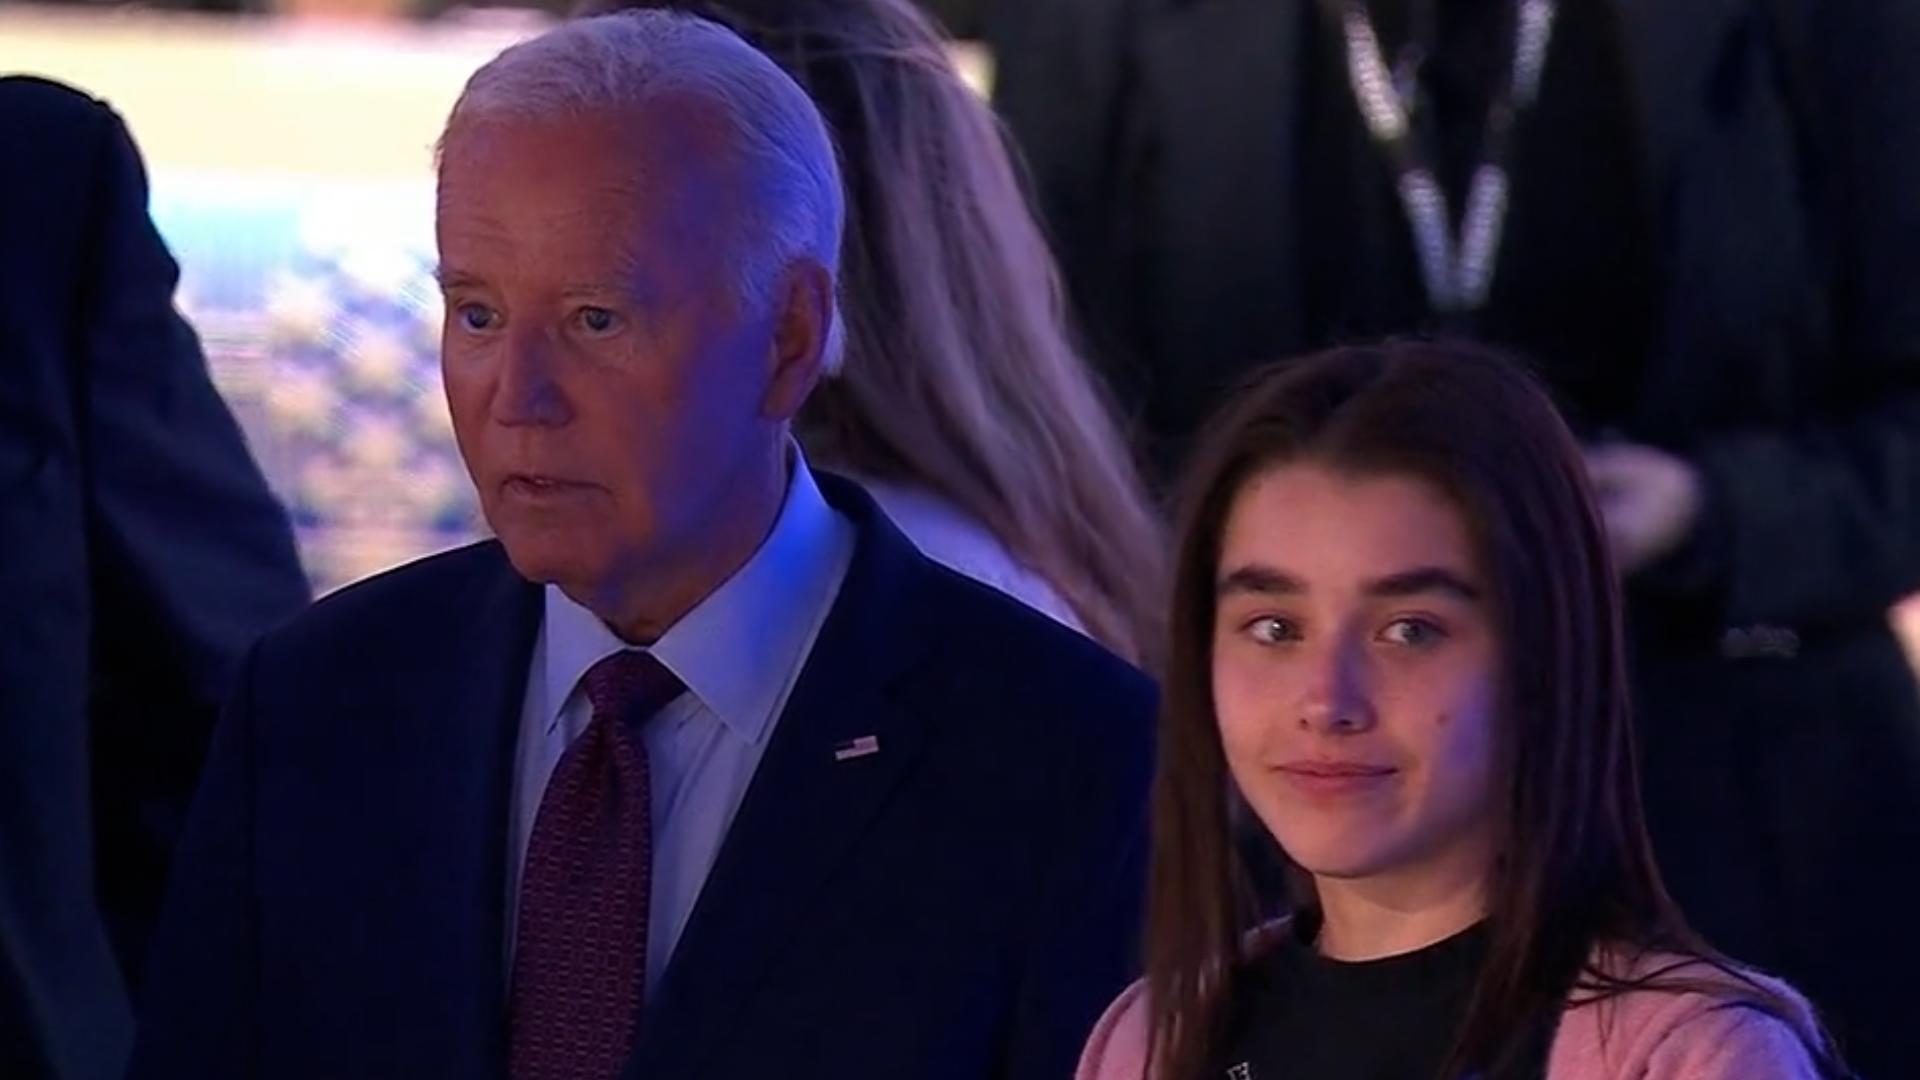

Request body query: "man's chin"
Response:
[493, 528, 599, 590]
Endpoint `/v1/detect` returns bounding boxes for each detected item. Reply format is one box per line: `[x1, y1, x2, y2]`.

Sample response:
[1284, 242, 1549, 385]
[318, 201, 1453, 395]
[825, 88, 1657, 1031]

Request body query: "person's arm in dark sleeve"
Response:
[73, 100, 309, 979]
[125, 641, 266, 1080]
[1643, 0, 1920, 631]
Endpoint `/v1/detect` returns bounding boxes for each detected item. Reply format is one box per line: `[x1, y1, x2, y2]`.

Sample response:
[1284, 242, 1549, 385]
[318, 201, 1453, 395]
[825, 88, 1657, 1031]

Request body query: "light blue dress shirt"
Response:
[506, 458, 855, 993]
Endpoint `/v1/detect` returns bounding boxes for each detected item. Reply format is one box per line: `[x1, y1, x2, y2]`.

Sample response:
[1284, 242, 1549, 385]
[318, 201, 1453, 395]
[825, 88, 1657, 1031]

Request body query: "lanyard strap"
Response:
[1321, 0, 1557, 312]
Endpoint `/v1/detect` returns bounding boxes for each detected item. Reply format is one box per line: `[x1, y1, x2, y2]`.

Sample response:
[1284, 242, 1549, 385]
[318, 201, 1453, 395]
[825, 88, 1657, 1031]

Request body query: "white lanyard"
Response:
[1329, 0, 1558, 312]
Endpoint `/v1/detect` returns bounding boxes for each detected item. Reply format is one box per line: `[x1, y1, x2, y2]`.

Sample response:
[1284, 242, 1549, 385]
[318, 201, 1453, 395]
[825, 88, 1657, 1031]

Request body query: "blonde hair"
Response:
[579, 0, 1166, 664]
[443, 9, 846, 368]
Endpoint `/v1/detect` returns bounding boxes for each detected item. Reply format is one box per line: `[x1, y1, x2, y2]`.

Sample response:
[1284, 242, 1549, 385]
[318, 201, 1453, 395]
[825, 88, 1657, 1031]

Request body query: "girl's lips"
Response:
[1275, 761, 1399, 797]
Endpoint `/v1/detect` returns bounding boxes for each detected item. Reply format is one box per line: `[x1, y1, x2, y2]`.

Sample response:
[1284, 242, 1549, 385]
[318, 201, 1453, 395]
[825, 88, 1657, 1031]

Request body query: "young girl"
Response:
[1080, 342, 1847, 1079]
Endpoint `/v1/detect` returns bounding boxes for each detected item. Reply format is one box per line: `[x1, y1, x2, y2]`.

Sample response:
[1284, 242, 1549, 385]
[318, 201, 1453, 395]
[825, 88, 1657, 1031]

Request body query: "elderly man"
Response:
[129, 12, 1152, 1080]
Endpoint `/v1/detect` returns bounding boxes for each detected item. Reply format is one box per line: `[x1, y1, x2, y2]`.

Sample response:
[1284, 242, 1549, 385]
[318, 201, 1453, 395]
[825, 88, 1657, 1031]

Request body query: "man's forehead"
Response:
[440, 93, 740, 174]
[444, 108, 745, 227]
[433, 96, 758, 288]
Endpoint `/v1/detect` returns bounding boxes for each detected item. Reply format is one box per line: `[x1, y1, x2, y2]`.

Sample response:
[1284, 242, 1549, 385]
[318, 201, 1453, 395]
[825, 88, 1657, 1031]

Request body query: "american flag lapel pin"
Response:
[833, 734, 881, 762]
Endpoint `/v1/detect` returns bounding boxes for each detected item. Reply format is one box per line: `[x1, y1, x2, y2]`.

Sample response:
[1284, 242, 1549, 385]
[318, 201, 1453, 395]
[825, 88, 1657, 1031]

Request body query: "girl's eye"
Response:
[1245, 616, 1302, 646]
[1379, 617, 1447, 648]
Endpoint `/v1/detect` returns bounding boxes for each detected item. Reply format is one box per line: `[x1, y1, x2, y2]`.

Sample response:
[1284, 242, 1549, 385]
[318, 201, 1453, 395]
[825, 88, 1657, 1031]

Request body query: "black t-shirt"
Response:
[1207, 920, 1490, 1080]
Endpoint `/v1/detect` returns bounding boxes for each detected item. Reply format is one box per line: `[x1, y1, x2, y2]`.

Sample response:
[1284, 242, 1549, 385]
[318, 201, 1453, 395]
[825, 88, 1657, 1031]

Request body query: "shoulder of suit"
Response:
[908, 551, 1152, 699]
[869, 551, 1155, 781]
[0, 76, 128, 229]
[0, 75, 121, 159]
[259, 540, 515, 652]
[0, 75, 112, 122]
[851, 474, 1089, 632]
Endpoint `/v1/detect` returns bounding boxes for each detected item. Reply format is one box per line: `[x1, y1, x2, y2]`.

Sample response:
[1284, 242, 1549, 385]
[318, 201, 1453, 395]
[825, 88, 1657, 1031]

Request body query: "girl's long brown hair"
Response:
[580, 0, 1165, 664]
[1147, 341, 1843, 1078]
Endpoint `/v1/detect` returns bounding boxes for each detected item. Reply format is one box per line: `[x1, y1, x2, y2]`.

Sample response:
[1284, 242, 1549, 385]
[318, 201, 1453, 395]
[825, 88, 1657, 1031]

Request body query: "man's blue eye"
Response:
[578, 307, 618, 334]
[457, 304, 497, 331]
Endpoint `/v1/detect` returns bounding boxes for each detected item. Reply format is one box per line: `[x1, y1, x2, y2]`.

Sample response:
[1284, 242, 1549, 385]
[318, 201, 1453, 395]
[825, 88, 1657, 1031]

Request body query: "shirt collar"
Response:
[541, 447, 847, 744]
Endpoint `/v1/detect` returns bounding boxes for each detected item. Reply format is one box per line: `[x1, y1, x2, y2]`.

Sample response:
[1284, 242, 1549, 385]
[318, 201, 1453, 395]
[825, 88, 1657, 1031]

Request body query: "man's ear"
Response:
[761, 259, 836, 421]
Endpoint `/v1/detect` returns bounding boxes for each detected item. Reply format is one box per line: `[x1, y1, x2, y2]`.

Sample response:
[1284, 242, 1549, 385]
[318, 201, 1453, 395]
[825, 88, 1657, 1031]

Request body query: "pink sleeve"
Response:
[1642, 1006, 1825, 1080]
[1075, 980, 1152, 1080]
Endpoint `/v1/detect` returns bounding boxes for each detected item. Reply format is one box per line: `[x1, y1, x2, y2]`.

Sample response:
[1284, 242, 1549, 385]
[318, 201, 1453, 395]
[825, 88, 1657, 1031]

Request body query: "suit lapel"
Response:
[398, 544, 540, 1069]
[626, 477, 943, 1079]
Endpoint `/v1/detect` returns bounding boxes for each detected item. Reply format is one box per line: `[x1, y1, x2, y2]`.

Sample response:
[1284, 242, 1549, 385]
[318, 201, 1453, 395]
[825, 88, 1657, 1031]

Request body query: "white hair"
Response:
[442, 10, 846, 371]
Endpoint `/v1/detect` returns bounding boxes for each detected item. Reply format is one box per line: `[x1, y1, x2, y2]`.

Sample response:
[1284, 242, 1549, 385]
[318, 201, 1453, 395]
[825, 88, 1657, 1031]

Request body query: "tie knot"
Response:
[581, 650, 684, 729]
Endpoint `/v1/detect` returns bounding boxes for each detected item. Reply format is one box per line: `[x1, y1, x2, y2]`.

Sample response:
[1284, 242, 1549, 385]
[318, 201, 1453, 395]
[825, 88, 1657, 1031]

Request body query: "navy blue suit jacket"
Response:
[130, 473, 1155, 1079]
[0, 77, 309, 1080]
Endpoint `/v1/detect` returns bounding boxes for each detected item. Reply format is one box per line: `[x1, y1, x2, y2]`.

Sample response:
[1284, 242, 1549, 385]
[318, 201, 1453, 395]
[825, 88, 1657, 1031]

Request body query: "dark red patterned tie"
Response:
[509, 650, 684, 1080]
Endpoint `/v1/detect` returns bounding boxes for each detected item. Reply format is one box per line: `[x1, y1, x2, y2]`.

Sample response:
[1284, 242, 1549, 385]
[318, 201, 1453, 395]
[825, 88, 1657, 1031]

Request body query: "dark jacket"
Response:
[130, 474, 1154, 1080]
[0, 77, 310, 1080]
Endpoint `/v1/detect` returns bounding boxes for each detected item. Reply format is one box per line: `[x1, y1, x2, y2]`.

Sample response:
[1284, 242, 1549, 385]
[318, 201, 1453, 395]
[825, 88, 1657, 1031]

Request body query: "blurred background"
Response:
[9, 7, 1919, 1077]
[2, 0, 1913, 674]
[1, 0, 986, 592]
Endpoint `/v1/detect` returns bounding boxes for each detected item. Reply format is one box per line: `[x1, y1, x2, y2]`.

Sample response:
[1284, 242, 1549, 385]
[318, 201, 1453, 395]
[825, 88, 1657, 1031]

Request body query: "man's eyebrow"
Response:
[433, 266, 482, 289]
